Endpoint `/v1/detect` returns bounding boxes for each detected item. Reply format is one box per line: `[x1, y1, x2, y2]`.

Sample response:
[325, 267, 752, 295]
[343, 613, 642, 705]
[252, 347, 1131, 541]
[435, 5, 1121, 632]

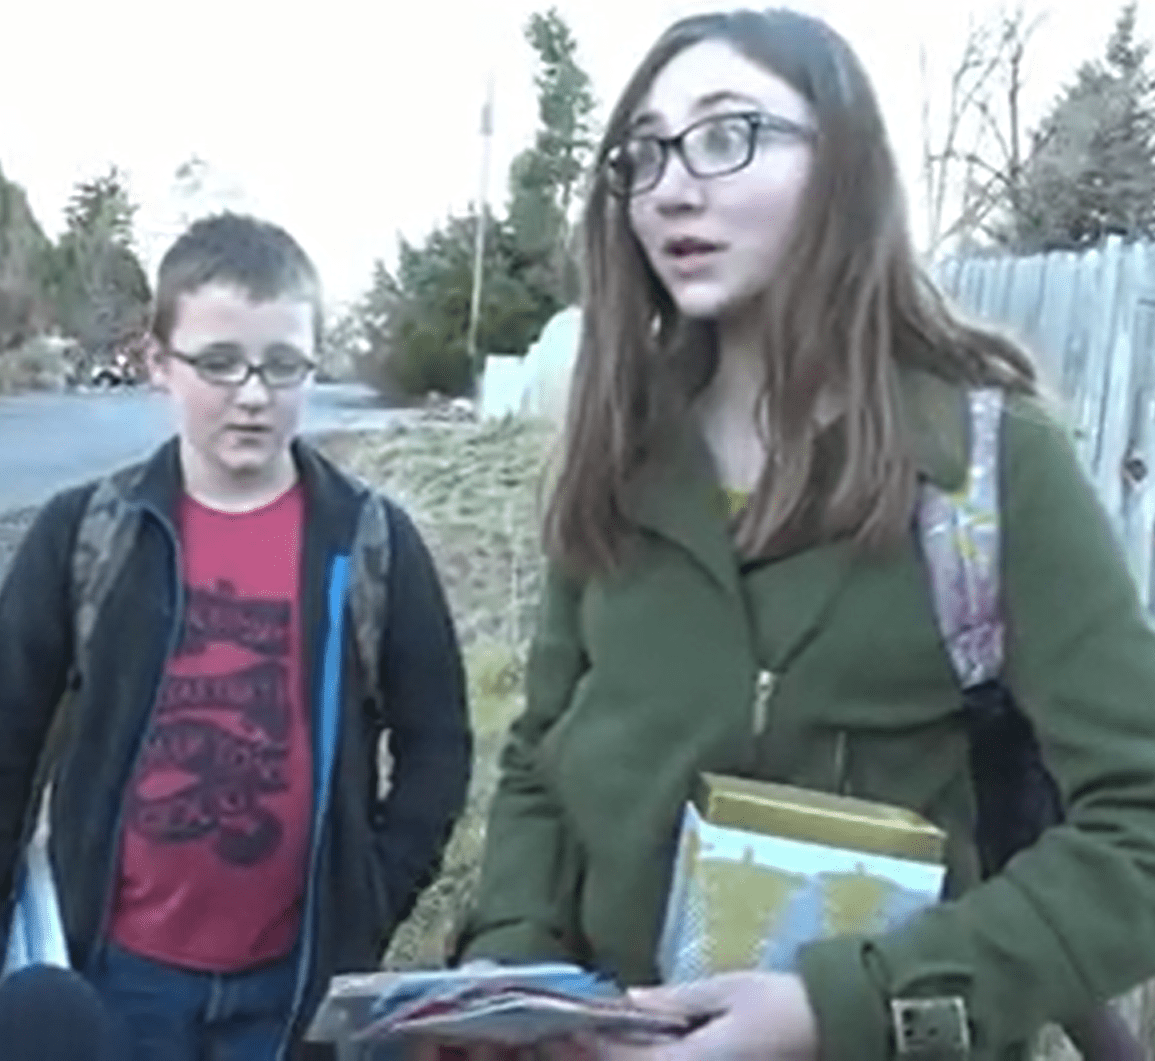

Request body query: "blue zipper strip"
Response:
[318, 556, 348, 793]
[278, 553, 349, 1058]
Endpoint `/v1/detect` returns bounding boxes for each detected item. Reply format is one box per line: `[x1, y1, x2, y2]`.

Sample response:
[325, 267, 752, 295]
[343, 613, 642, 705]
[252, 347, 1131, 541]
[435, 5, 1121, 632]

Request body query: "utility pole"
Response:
[466, 73, 495, 391]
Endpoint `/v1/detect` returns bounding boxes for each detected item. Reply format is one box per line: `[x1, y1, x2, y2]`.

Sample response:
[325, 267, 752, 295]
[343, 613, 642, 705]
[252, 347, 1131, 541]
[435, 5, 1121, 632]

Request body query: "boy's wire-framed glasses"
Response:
[166, 348, 316, 388]
[605, 111, 817, 198]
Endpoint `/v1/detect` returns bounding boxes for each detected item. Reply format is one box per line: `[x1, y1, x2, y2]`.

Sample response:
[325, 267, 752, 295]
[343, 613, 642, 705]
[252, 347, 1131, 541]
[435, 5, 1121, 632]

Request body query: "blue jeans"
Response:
[85, 942, 299, 1061]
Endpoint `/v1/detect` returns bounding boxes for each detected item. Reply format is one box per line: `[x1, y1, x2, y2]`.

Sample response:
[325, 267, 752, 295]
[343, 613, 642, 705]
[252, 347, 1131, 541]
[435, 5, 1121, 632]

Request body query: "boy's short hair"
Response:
[151, 213, 323, 350]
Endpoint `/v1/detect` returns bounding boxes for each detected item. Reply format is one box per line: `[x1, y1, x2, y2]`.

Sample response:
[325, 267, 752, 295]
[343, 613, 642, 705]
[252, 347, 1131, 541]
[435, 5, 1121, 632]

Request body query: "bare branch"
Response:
[920, 2, 1045, 256]
[934, 160, 1013, 251]
[974, 98, 1014, 169]
[921, 43, 936, 244]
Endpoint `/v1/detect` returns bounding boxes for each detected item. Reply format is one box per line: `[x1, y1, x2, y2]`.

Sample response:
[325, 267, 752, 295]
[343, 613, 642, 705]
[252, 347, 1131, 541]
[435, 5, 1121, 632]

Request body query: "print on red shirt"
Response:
[126, 580, 294, 867]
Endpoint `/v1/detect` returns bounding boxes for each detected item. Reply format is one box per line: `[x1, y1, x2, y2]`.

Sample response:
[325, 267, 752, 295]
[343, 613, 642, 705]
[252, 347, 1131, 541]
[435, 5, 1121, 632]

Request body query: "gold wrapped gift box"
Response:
[657, 774, 947, 982]
[695, 773, 946, 864]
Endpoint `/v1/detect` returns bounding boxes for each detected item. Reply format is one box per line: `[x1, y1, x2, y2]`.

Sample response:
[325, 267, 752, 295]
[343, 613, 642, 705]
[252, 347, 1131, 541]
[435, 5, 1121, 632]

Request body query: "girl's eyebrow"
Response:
[629, 89, 766, 133]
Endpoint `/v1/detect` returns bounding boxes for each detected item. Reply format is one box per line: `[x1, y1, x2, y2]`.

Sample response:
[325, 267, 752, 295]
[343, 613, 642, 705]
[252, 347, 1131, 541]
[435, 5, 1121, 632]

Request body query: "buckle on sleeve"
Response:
[891, 996, 971, 1060]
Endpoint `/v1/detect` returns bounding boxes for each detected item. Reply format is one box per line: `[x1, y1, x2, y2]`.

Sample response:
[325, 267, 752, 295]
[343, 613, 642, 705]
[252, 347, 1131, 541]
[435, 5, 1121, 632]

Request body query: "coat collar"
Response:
[625, 366, 971, 598]
[894, 366, 969, 492]
[120, 434, 368, 551]
[628, 419, 742, 597]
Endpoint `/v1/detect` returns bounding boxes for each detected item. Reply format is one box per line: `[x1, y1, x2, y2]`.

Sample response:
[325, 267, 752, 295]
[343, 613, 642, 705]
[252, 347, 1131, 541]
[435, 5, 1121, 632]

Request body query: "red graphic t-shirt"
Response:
[110, 483, 313, 972]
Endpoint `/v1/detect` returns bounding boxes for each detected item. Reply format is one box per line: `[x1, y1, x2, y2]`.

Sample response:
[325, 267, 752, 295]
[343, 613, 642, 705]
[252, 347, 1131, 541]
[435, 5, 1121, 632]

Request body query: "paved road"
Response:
[0, 383, 398, 512]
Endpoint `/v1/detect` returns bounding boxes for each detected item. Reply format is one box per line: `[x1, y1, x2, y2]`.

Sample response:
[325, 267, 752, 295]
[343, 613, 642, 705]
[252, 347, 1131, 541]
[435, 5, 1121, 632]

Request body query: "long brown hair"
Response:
[545, 8, 1036, 575]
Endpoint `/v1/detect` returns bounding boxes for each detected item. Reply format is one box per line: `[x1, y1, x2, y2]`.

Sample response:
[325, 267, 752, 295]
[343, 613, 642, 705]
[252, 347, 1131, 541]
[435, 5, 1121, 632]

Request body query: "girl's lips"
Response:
[664, 237, 724, 256]
[663, 238, 727, 278]
[664, 239, 725, 277]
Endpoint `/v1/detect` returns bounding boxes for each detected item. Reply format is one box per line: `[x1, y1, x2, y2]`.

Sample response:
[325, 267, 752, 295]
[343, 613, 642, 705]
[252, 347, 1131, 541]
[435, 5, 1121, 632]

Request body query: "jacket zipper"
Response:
[277, 758, 330, 1060]
[277, 556, 348, 1061]
[752, 668, 776, 736]
[94, 504, 186, 948]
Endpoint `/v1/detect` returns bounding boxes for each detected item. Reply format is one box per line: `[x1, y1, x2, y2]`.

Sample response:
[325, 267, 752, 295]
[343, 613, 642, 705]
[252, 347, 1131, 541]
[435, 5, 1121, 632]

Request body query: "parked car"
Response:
[89, 353, 135, 388]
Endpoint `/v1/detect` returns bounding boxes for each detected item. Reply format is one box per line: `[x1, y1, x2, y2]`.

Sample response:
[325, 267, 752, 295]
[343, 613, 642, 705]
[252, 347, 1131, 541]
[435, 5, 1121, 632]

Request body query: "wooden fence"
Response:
[934, 236, 1155, 615]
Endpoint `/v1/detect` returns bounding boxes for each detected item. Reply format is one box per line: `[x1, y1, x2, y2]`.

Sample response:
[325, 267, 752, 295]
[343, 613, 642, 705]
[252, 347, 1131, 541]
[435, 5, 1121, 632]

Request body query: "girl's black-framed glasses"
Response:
[605, 111, 817, 198]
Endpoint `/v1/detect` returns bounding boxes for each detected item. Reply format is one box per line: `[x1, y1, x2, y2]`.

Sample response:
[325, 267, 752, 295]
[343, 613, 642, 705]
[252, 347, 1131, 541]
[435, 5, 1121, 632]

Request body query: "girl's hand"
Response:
[406, 1039, 595, 1061]
[589, 972, 820, 1061]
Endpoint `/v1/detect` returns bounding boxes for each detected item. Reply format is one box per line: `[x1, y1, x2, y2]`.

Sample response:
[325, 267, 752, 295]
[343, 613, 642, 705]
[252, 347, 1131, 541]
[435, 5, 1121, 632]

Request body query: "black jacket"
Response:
[0, 437, 471, 1053]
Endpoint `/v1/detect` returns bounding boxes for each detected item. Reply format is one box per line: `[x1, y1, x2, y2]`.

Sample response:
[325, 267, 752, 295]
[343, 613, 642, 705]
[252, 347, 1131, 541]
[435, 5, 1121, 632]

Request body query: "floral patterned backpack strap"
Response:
[915, 388, 1005, 689]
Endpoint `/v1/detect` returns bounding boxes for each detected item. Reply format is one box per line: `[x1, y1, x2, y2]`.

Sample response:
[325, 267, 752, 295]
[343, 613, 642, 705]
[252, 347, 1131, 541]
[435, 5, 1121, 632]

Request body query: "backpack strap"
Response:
[347, 490, 391, 727]
[916, 388, 1005, 689]
[70, 473, 141, 667]
[341, 488, 393, 800]
[23, 472, 140, 848]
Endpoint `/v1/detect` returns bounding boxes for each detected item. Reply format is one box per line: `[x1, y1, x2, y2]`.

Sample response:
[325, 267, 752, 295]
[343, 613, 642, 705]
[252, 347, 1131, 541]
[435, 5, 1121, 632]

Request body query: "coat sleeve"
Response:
[372, 500, 472, 925]
[457, 560, 590, 964]
[0, 489, 85, 904]
[797, 395, 1155, 1061]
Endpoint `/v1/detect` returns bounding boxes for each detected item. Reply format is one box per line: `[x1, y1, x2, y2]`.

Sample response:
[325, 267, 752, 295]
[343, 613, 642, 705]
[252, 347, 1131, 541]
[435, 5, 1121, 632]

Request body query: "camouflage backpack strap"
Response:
[915, 387, 1005, 689]
[26, 469, 140, 841]
[71, 470, 142, 666]
[348, 490, 391, 725]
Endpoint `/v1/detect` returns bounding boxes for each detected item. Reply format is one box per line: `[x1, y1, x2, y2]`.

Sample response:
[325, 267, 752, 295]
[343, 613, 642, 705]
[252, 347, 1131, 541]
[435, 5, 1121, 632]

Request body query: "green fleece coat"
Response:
[460, 370, 1155, 1061]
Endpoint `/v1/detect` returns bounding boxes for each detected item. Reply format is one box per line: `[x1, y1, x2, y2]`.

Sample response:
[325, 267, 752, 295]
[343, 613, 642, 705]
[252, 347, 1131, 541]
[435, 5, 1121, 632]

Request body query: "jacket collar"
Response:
[121, 435, 369, 551]
[117, 435, 373, 743]
[894, 366, 969, 492]
[626, 366, 970, 597]
[628, 421, 742, 597]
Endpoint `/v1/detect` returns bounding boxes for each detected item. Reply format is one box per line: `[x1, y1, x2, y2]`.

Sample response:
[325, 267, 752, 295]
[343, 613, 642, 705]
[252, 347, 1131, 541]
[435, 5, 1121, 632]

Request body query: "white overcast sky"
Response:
[1, 0, 1150, 307]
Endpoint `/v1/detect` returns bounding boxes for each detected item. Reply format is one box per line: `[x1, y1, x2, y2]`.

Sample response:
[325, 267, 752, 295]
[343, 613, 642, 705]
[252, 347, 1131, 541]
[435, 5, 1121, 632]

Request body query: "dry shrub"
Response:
[0, 337, 72, 393]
